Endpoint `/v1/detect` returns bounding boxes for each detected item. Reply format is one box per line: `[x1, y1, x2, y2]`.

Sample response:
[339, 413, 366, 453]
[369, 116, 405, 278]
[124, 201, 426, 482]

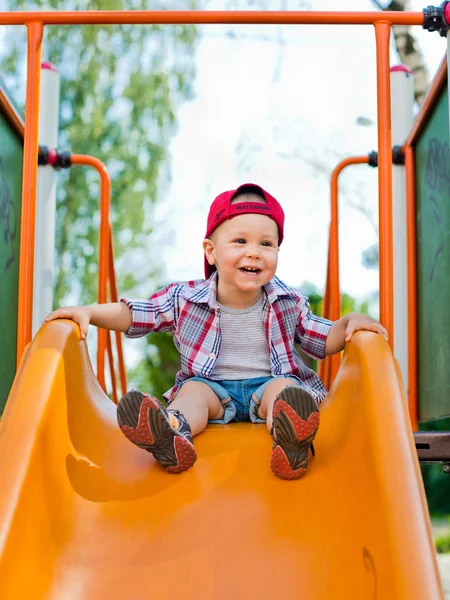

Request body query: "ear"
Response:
[203, 238, 216, 267]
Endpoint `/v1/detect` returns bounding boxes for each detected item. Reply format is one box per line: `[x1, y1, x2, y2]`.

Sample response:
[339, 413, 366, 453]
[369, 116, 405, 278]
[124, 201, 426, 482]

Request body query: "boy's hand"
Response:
[44, 306, 91, 340]
[344, 315, 388, 342]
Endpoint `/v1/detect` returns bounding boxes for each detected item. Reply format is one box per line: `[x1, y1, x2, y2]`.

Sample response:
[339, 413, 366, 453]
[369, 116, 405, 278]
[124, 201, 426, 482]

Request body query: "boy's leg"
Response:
[256, 377, 299, 431]
[117, 381, 223, 474]
[168, 380, 224, 436]
[257, 378, 320, 480]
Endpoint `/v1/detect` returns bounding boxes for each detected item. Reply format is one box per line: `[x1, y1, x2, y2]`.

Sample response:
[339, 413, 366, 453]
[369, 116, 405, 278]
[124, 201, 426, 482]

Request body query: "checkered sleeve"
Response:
[120, 283, 177, 338]
[295, 296, 333, 360]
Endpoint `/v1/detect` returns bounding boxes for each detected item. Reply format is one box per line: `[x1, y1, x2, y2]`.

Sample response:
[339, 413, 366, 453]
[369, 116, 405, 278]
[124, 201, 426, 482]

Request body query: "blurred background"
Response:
[0, 0, 449, 585]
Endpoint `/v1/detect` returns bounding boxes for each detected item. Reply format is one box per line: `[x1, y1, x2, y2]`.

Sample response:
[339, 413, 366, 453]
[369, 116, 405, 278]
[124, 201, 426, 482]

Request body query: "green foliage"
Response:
[295, 281, 371, 373]
[129, 331, 179, 400]
[299, 281, 371, 317]
[0, 0, 198, 306]
[435, 531, 450, 554]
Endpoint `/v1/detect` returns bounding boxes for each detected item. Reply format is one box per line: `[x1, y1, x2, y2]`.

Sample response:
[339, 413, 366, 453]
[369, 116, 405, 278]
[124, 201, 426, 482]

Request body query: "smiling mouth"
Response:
[240, 267, 261, 275]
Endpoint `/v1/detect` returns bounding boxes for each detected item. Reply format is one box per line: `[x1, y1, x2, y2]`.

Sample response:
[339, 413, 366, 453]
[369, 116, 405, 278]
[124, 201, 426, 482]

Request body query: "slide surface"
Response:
[0, 321, 444, 599]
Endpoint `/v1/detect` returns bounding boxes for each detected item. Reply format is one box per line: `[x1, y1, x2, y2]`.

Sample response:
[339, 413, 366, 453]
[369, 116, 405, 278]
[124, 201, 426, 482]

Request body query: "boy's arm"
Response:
[324, 312, 388, 356]
[45, 302, 132, 340]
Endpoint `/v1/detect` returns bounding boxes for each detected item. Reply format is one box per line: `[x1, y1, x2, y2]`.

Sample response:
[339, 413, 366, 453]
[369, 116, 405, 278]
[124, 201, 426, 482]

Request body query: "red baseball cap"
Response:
[204, 183, 285, 278]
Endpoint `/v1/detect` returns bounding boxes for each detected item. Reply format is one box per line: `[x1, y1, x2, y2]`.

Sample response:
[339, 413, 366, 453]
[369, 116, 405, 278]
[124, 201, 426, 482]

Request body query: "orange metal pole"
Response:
[375, 21, 394, 349]
[319, 241, 332, 384]
[106, 330, 118, 405]
[329, 156, 370, 323]
[322, 238, 331, 320]
[0, 11, 425, 27]
[16, 22, 43, 366]
[320, 156, 369, 387]
[108, 226, 128, 398]
[405, 145, 418, 431]
[71, 154, 111, 392]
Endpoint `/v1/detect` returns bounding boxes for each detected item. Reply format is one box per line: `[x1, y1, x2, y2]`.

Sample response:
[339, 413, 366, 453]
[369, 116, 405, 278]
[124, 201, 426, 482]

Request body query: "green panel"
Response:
[415, 84, 450, 421]
[0, 110, 22, 414]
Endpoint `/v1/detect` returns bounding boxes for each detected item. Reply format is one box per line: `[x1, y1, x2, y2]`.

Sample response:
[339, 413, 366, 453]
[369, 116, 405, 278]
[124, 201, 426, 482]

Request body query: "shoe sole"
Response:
[117, 390, 197, 474]
[271, 386, 320, 480]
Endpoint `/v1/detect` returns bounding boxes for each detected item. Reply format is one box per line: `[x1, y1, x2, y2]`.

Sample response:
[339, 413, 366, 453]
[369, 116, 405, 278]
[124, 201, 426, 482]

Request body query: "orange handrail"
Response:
[15, 10, 423, 366]
[108, 224, 128, 399]
[404, 144, 418, 431]
[375, 21, 394, 348]
[0, 11, 425, 26]
[319, 156, 369, 389]
[16, 22, 43, 366]
[71, 154, 110, 391]
[70, 154, 127, 399]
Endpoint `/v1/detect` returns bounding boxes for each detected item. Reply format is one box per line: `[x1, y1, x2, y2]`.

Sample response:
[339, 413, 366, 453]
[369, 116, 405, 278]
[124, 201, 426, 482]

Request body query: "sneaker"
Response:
[117, 389, 197, 474]
[270, 386, 320, 480]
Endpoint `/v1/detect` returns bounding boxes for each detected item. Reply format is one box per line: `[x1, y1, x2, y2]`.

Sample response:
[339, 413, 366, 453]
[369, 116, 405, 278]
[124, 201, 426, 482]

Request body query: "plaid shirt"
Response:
[121, 272, 333, 402]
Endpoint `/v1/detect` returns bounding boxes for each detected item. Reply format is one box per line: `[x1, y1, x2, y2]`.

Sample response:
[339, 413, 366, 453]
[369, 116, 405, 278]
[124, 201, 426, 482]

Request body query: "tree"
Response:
[1, 0, 199, 306]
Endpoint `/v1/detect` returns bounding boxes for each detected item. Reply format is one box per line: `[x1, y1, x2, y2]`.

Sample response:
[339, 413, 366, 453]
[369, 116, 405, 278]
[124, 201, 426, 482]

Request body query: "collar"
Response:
[181, 271, 298, 309]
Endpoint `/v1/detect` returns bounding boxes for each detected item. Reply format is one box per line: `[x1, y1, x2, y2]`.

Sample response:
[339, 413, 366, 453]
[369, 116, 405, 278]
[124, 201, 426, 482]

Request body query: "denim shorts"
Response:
[171, 375, 301, 424]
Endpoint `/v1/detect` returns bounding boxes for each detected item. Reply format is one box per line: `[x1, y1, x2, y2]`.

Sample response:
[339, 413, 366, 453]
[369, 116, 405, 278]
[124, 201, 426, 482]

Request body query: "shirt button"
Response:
[214, 317, 219, 325]
[209, 353, 216, 359]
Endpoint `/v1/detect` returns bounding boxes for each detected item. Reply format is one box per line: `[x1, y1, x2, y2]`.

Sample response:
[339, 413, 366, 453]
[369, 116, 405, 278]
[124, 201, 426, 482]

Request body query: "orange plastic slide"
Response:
[0, 321, 444, 599]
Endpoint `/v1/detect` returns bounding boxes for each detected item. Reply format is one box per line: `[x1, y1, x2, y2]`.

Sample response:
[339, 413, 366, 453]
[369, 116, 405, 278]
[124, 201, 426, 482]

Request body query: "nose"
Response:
[245, 244, 261, 259]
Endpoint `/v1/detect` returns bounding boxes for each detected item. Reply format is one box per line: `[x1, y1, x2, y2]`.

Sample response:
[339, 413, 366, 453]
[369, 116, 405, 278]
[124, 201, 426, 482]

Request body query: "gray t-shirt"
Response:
[212, 293, 272, 380]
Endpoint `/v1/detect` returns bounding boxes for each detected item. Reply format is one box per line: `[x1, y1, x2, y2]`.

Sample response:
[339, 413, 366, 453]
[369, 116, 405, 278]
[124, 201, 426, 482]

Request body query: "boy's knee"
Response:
[263, 377, 298, 401]
[172, 380, 223, 416]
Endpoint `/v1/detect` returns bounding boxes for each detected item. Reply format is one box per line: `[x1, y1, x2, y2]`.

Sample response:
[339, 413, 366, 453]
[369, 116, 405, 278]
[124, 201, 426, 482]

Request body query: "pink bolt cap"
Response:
[390, 64, 413, 74]
[41, 62, 58, 72]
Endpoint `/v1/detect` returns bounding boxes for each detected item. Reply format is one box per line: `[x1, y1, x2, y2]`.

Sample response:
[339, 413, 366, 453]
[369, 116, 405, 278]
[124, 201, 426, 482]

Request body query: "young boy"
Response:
[45, 183, 387, 480]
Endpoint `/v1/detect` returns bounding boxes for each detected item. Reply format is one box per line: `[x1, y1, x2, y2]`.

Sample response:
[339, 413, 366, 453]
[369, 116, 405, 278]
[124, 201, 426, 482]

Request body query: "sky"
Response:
[147, 0, 447, 314]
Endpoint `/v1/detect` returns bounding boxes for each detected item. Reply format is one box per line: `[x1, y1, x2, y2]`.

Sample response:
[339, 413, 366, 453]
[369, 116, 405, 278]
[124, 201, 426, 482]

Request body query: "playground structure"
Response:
[1, 6, 450, 599]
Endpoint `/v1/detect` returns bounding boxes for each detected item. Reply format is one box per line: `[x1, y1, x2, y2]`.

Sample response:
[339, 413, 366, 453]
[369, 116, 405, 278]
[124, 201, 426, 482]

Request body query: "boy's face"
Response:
[203, 193, 279, 297]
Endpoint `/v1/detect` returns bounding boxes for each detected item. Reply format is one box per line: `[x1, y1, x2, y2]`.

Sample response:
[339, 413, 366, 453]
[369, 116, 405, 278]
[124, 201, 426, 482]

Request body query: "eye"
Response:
[234, 238, 246, 244]
[261, 241, 273, 247]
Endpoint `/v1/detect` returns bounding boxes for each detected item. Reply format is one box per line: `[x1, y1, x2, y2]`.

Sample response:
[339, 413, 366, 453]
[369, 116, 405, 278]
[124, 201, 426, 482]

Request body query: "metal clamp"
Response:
[366, 146, 405, 167]
[38, 146, 72, 170]
[423, 2, 450, 37]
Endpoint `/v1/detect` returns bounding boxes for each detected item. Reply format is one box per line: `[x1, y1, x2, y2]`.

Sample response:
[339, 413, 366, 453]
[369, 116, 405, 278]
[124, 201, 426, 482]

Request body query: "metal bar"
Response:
[0, 11, 424, 26]
[414, 432, 450, 462]
[405, 144, 418, 431]
[106, 330, 118, 405]
[71, 154, 111, 392]
[318, 247, 331, 385]
[375, 21, 394, 349]
[329, 156, 369, 322]
[16, 22, 43, 366]
[319, 156, 369, 388]
[108, 226, 128, 398]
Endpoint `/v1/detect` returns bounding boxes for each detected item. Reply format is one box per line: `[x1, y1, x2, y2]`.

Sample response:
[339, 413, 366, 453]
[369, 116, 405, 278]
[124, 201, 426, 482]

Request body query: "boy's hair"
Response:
[204, 183, 285, 278]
